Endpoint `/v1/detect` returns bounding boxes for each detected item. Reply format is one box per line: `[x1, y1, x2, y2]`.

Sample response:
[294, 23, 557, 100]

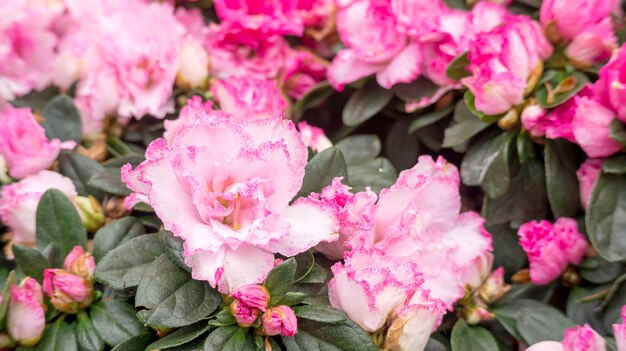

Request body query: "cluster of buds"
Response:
[43, 246, 96, 314]
[1, 277, 46, 348]
[461, 268, 511, 325]
[229, 284, 297, 337]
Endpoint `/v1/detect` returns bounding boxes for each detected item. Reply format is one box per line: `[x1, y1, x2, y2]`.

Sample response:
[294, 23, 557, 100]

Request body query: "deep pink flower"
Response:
[0, 171, 77, 246]
[594, 46, 626, 122]
[213, 0, 303, 36]
[614, 306, 626, 351]
[122, 115, 338, 293]
[518, 218, 588, 285]
[0, 106, 75, 179]
[297, 122, 333, 154]
[572, 96, 622, 158]
[211, 77, 288, 121]
[576, 158, 603, 208]
[231, 284, 270, 311]
[260, 305, 297, 336]
[562, 324, 606, 351]
[7, 278, 45, 347]
[229, 299, 260, 326]
[328, 0, 422, 90]
[43, 269, 94, 313]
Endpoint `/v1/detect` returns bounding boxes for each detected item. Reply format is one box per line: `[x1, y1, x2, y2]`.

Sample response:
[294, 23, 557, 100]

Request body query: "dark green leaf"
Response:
[579, 256, 624, 284]
[135, 255, 220, 328]
[0, 271, 16, 330]
[95, 234, 164, 289]
[446, 52, 470, 80]
[464, 91, 504, 123]
[516, 131, 535, 163]
[293, 81, 333, 121]
[342, 79, 392, 126]
[41, 95, 82, 143]
[535, 71, 589, 108]
[425, 336, 450, 351]
[12, 245, 48, 281]
[110, 334, 153, 351]
[33, 318, 78, 351]
[58, 152, 106, 198]
[567, 286, 608, 334]
[282, 330, 343, 351]
[604, 282, 626, 334]
[544, 139, 582, 217]
[208, 309, 237, 328]
[442, 100, 492, 148]
[602, 154, 626, 175]
[92, 217, 145, 262]
[296, 147, 348, 198]
[346, 157, 397, 194]
[76, 312, 105, 351]
[495, 283, 557, 307]
[90, 300, 147, 346]
[160, 230, 189, 272]
[586, 173, 626, 262]
[480, 132, 515, 199]
[145, 321, 210, 350]
[103, 154, 146, 169]
[265, 258, 297, 305]
[294, 319, 377, 351]
[517, 302, 576, 344]
[10, 86, 59, 111]
[610, 119, 626, 147]
[408, 105, 454, 133]
[385, 119, 420, 171]
[294, 251, 315, 282]
[277, 292, 309, 306]
[487, 223, 526, 279]
[450, 319, 498, 351]
[88, 170, 131, 196]
[298, 264, 327, 284]
[392, 77, 440, 104]
[335, 135, 381, 165]
[203, 327, 258, 351]
[36, 189, 87, 264]
[293, 305, 347, 324]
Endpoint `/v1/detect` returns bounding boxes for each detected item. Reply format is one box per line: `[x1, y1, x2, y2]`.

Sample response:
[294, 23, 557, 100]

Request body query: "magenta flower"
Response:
[7, 278, 45, 347]
[213, 0, 304, 37]
[614, 306, 626, 351]
[229, 299, 261, 327]
[576, 158, 603, 208]
[571, 96, 623, 158]
[594, 46, 626, 122]
[231, 284, 270, 311]
[518, 218, 588, 285]
[260, 305, 298, 336]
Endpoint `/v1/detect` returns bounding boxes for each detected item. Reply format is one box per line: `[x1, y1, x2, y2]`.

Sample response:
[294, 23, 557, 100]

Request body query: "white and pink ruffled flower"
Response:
[163, 96, 214, 145]
[297, 122, 333, 154]
[328, 0, 422, 90]
[211, 77, 288, 121]
[614, 306, 626, 351]
[0, 171, 77, 246]
[562, 324, 606, 351]
[0, 106, 74, 179]
[576, 158, 603, 208]
[7, 278, 46, 347]
[122, 115, 338, 293]
[518, 218, 588, 285]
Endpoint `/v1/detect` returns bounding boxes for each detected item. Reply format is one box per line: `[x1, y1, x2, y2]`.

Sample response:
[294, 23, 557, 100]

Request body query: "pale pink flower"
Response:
[572, 96, 622, 158]
[122, 115, 338, 293]
[526, 341, 565, 351]
[231, 284, 270, 311]
[211, 77, 288, 121]
[297, 122, 333, 154]
[43, 269, 94, 313]
[7, 278, 45, 347]
[462, 16, 552, 115]
[0, 0, 57, 100]
[562, 324, 606, 351]
[261, 305, 297, 336]
[328, 0, 422, 90]
[576, 159, 603, 209]
[614, 306, 626, 351]
[594, 46, 626, 122]
[213, 0, 303, 36]
[518, 218, 588, 285]
[0, 106, 74, 179]
[162, 96, 214, 145]
[0, 171, 77, 245]
[175, 8, 209, 89]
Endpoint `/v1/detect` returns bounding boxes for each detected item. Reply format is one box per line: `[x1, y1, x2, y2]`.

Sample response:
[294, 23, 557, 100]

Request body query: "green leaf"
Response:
[346, 157, 397, 195]
[92, 217, 145, 263]
[293, 305, 347, 324]
[160, 230, 190, 272]
[104, 154, 146, 169]
[293, 81, 333, 121]
[335, 135, 381, 165]
[442, 100, 492, 148]
[408, 105, 454, 133]
[450, 319, 498, 351]
[603, 154, 626, 175]
[58, 152, 106, 198]
[425, 337, 450, 351]
[88, 170, 131, 196]
[544, 139, 582, 217]
[95, 234, 164, 289]
[12, 245, 49, 281]
[90, 300, 147, 346]
[208, 309, 237, 328]
[265, 258, 297, 305]
[110, 334, 153, 351]
[294, 251, 315, 282]
[36, 189, 87, 264]
[41, 95, 82, 143]
[385, 119, 420, 171]
[10, 86, 59, 111]
[76, 312, 105, 351]
[203, 327, 258, 351]
[603, 282, 626, 334]
[516, 131, 536, 163]
[0, 271, 16, 330]
[609, 119, 626, 147]
[464, 91, 504, 123]
[586, 172, 626, 262]
[461, 132, 506, 187]
[480, 132, 515, 199]
[282, 330, 343, 351]
[445, 52, 470, 80]
[579, 256, 624, 284]
[145, 321, 210, 350]
[392, 77, 440, 104]
[516, 301, 576, 345]
[495, 283, 557, 307]
[494, 299, 551, 341]
[296, 147, 348, 199]
[535, 71, 589, 108]
[567, 286, 608, 334]
[291, 319, 377, 351]
[487, 223, 526, 280]
[342, 79, 392, 126]
[298, 263, 327, 284]
[135, 255, 220, 328]
[277, 292, 309, 306]
[33, 318, 78, 351]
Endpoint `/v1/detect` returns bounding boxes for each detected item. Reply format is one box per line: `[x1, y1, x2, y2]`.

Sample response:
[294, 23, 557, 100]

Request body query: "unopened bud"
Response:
[229, 300, 260, 327]
[64, 246, 96, 281]
[260, 305, 297, 337]
[43, 269, 94, 314]
[74, 196, 105, 233]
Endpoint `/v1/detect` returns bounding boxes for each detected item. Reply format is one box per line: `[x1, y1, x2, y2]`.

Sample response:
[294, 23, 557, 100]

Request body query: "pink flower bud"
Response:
[576, 159, 603, 209]
[7, 278, 45, 347]
[43, 269, 94, 314]
[521, 105, 548, 137]
[231, 285, 270, 311]
[260, 305, 297, 337]
[297, 122, 332, 153]
[229, 300, 260, 327]
[63, 246, 96, 281]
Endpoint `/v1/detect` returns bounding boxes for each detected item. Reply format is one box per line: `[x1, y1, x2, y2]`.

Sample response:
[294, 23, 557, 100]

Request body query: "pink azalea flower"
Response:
[122, 115, 338, 293]
[525, 341, 565, 351]
[213, 0, 304, 37]
[175, 8, 210, 89]
[260, 305, 298, 336]
[231, 284, 270, 311]
[280, 48, 327, 99]
[594, 46, 626, 122]
[0, 171, 77, 246]
[576, 158, 603, 208]
[296, 122, 333, 154]
[230, 299, 260, 326]
[0, 0, 58, 100]
[211, 77, 288, 121]
[64, 245, 96, 281]
[518, 218, 588, 285]
[0, 106, 75, 179]
[562, 324, 606, 351]
[462, 16, 552, 115]
[162, 96, 214, 145]
[572, 96, 623, 158]
[614, 306, 626, 351]
[328, 0, 422, 90]
[7, 278, 45, 347]
[43, 269, 94, 314]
